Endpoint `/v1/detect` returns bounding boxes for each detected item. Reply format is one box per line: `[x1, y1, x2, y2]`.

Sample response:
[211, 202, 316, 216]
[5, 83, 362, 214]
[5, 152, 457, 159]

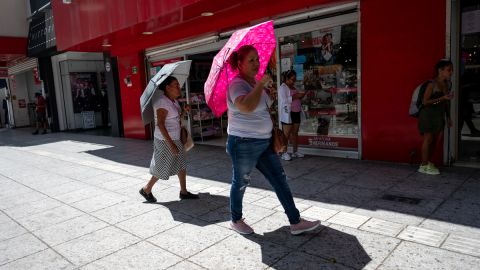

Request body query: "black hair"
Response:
[434, 59, 453, 77]
[281, 70, 296, 83]
[228, 45, 257, 71]
[158, 76, 178, 91]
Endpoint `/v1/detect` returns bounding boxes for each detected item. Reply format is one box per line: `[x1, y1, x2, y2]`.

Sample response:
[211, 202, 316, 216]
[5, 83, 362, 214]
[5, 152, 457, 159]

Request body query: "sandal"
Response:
[139, 188, 157, 203]
[179, 191, 199, 200]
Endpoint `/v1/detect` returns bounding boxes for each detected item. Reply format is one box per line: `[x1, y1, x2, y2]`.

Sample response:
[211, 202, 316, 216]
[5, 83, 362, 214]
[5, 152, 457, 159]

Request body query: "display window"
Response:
[278, 21, 359, 151]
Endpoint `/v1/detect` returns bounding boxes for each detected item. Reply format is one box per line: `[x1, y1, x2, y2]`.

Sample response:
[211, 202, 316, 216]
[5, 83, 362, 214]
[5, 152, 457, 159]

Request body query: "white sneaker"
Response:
[281, 152, 292, 161]
[418, 164, 440, 175]
[291, 152, 304, 158]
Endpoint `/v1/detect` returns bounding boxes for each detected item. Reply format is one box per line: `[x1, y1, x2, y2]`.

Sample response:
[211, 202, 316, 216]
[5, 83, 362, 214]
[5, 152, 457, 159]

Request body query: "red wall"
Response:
[360, 0, 446, 163]
[117, 52, 150, 139]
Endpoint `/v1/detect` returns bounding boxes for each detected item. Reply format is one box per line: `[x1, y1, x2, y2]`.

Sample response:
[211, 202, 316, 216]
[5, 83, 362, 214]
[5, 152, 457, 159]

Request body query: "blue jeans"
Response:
[226, 135, 300, 224]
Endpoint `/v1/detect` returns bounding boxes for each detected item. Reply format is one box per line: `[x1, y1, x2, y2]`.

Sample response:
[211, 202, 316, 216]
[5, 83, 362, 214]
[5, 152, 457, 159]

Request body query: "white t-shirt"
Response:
[278, 83, 293, 124]
[152, 92, 181, 140]
[227, 76, 272, 139]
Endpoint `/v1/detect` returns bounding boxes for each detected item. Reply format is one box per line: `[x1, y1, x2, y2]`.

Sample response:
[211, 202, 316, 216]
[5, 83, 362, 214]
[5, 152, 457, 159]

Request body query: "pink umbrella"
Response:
[204, 20, 276, 117]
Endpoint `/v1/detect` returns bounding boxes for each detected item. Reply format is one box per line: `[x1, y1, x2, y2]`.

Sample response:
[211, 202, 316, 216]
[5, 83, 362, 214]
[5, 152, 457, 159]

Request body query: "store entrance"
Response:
[457, 0, 480, 163]
[187, 51, 228, 147]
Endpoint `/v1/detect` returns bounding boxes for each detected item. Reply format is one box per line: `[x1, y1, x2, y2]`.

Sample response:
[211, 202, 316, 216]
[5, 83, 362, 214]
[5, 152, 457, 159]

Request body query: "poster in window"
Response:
[70, 72, 100, 114]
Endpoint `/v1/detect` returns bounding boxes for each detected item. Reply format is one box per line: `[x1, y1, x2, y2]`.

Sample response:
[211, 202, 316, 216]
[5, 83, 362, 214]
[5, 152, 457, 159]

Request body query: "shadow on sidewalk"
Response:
[146, 193, 371, 269]
[3, 127, 480, 239]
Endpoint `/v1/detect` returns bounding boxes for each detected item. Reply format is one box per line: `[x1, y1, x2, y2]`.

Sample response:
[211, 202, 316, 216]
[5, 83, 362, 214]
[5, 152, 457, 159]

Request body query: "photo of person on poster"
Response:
[70, 73, 100, 113]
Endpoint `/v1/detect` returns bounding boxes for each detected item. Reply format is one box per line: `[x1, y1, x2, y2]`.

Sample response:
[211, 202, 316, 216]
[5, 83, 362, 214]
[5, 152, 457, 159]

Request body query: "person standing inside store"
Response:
[278, 70, 307, 161]
[32, 92, 48, 135]
[418, 59, 453, 175]
[226, 45, 320, 235]
[139, 76, 199, 202]
[2, 97, 8, 128]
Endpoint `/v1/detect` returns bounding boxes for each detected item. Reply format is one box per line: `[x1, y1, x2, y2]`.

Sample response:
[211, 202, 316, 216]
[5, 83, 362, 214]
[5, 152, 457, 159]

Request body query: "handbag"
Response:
[266, 102, 287, 154]
[180, 126, 194, 151]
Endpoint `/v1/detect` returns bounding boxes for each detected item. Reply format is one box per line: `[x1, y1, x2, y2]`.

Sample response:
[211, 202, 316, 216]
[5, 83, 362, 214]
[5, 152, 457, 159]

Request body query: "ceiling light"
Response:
[63, 0, 72, 4]
[142, 32, 153, 35]
[102, 44, 112, 47]
[201, 12, 214, 17]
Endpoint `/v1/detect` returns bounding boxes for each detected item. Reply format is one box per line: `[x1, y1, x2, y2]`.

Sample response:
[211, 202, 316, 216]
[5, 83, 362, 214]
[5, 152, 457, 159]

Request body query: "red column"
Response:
[117, 52, 150, 139]
[361, 0, 446, 163]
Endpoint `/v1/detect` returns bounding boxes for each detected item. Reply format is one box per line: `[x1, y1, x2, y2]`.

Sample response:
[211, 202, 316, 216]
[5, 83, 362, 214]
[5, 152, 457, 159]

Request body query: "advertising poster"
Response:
[70, 72, 99, 114]
[311, 26, 342, 65]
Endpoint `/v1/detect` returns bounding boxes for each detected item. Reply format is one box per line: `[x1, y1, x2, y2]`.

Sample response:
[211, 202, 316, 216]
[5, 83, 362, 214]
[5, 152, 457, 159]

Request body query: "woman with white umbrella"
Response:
[139, 76, 199, 202]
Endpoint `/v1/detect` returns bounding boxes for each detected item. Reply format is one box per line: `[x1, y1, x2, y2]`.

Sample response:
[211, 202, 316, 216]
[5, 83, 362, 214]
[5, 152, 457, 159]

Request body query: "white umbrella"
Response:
[140, 60, 192, 125]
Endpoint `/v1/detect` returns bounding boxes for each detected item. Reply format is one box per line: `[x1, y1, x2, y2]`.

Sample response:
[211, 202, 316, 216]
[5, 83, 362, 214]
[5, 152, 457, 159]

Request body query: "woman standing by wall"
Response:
[418, 59, 453, 175]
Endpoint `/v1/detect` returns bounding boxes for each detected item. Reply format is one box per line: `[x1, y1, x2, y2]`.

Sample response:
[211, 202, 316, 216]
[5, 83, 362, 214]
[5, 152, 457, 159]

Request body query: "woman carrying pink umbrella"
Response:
[226, 45, 320, 235]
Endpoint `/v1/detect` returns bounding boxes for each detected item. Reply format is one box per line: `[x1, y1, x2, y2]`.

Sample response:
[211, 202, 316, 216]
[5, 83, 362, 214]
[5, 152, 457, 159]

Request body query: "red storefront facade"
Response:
[51, 0, 448, 164]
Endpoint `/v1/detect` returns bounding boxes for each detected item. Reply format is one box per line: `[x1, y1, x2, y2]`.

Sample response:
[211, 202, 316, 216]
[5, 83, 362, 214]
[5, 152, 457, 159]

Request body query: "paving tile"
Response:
[148, 220, 233, 258]
[0, 249, 74, 270]
[389, 178, 462, 199]
[17, 205, 84, 231]
[269, 251, 351, 270]
[189, 233, 290, 269]
[359, 218, 405, 237]
[0, 233, 48, 265]
[397, 226, 448, 247]
[352, 196, 443, 226]
[252, 196, 282, 209]
[166, 260, 206, 270]
[250, 212, 322, 249]
[0, 220, 27, 241]
[117, 207, 190, 239]
[71, 192, 128, 213]
[90, 200, 159, 224]
[321, 185, 382, 206]
[99, 176, 144, 191]
[0, 212, 12, 225]
[421, 199, 480, 237]
[302, 199, 358, 213]
[54, 226, 140, 266]
[36, 181, 90, 197]
[53, 186, 106, 204]
[4, 198, 64, 220]
[166, 194, 226, 218]
[0, 191, 48, 210]
[377, 241, 480, 270]
[301, 224, 400, 270]
[34, 214, 109, 246]
[327, 212, 370, 228]
[81, 241, 182, 270]
[301, 206, 338, 221]
[199, 203, 275, 229]
[441, 234, 480, 257]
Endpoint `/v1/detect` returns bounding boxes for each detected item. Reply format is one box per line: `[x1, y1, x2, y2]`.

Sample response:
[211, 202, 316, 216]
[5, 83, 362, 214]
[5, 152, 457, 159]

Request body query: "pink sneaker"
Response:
[290, 218, 321, 235]
[230, 218, 254, 235]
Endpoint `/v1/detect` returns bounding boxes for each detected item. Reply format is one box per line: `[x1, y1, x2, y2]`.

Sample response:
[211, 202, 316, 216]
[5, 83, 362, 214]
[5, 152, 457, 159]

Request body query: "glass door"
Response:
[458, 0, 480, 162]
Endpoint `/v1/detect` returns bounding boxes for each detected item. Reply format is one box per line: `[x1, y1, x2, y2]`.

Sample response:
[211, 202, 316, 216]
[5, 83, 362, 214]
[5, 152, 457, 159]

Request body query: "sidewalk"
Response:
[1, 127, 480, 269]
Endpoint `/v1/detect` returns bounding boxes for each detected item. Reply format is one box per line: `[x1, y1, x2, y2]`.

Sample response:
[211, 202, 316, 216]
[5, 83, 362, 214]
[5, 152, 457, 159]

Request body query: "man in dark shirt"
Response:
[32, 92, 48, 135]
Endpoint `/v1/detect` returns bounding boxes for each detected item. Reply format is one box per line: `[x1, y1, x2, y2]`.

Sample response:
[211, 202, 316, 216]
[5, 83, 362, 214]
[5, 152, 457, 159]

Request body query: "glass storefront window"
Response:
[279, 22, 358, 150]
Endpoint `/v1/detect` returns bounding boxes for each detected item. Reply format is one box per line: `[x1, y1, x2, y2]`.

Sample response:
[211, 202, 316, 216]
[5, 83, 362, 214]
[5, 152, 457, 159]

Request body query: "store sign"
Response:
[299, 136, 358, 150]
[462, 10, 480, 34]
[27, 9, 56, 57]
[18, 99, 26, 108]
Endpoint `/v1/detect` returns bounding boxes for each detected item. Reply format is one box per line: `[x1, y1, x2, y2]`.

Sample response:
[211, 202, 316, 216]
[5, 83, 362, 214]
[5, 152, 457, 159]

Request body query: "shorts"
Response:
[36, 112, 47, 123]
[290, 112, 301, 124]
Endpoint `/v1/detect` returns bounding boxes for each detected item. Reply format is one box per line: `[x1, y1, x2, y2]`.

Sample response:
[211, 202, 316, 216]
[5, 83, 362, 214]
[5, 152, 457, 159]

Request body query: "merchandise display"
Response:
[279, 22, 358, 150]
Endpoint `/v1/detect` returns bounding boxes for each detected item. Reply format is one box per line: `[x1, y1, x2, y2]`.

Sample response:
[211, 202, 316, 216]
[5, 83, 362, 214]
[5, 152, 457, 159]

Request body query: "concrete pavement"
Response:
[1, 127, 480, 269]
